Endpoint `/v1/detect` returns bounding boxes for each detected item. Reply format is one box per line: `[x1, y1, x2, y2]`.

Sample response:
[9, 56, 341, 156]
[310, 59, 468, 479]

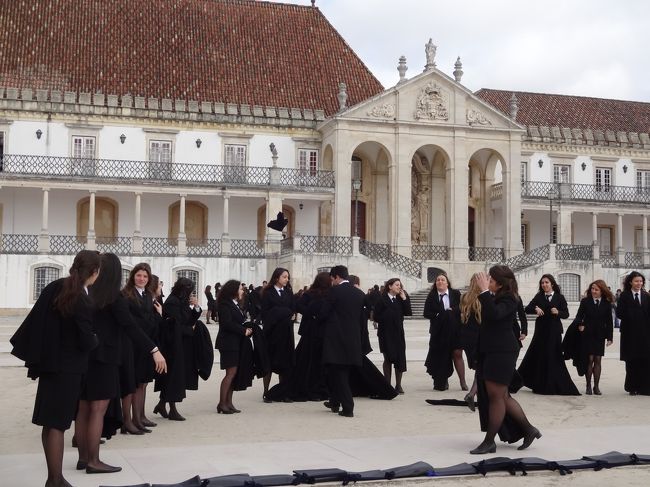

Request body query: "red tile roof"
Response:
[475, 88, 650, 134]
[0, 0, 383, 116]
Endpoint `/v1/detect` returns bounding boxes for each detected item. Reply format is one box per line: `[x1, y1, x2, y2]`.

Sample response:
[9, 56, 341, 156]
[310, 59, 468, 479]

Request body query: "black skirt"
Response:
[482, 351, 518, 385]
[119, 338, 137, 397]
[219, 349, 239, 369]
[81, 360, 119, 401]
[33, 372, 83, 431]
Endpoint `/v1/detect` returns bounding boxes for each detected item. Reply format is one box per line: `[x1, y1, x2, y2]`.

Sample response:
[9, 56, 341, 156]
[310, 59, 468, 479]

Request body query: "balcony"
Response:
[0, 154, 335, 190]
[491, 181, 650, 205]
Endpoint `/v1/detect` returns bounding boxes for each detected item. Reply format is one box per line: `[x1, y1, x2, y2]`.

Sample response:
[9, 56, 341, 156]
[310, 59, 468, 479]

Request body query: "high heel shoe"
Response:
[120, 425, 145, 435]
[217, 404, 234, 414]
[470, 440, 496, 454]
[153, 403, 168, 419]
[464, 393, 476, 412]
[518, 427, 542, 450]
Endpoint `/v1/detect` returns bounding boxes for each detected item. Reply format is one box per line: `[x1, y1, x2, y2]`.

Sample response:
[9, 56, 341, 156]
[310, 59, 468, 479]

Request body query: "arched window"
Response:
[77, 197, 118, 239]
[33, 266, 61, 300]
[175, 269, 200, 298]
[121, 267, 132, 288]
[558, 273, 581, 302]
[169, 201, 207, 243]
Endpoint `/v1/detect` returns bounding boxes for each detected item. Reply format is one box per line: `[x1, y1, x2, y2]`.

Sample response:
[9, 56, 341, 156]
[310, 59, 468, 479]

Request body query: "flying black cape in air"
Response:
[267, 212, 288, 232]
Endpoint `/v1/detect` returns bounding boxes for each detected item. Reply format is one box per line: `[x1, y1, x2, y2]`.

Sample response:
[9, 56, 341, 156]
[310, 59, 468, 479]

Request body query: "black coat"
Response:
[477, 292, 520, 353]
[261, 287, 295, 374]
[374, 293, 412, 372]
[11, 279, 97, 378]
[320, 282, 363, 367]
[216, 301, 248, 352]
[573, 297, 614, 356]
[423, 288, 461, 383]
[193, 319, 214, 381]
[616, 290, 650, 361]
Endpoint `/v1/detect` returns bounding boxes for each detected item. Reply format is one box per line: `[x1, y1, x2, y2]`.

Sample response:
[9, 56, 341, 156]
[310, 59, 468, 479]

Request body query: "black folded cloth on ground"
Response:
[510, 457, 553, 475]
[582, 451, 639, 469]
[292, 468, 348, 483]
[381, 461, 434, 479]
[430, 463, 477, 477]
[471, 457, 521, 476]
[100, 484, 151, 487]
[203, 474, 252, 487]
[151, 476, 207, 487]
[342, 470, 386, 484]
[425, 398, 473, 407]
[247, 475, 300, 487]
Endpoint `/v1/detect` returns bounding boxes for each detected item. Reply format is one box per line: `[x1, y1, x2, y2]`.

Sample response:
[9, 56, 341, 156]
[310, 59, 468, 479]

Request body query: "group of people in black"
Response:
[11, 252, 650, 485]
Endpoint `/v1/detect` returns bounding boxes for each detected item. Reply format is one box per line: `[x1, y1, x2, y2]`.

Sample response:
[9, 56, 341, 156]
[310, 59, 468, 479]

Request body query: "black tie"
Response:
[440, 294, 445, 306]
[635, 293, 640, 305]
[279, 289, 284, 298]
[595, 299, 599, 306]
[546, 294, 552, 302]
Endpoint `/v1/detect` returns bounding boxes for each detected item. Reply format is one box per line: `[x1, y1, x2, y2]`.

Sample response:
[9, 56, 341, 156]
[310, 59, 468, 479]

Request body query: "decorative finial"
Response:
[453, 57, 463, 83]
[311, 0, 315, 6]
[397, 56, 408, 85]
[424, 38, 437, 71]
[337, 82, 347, 112]
[509, 93, 519, 121]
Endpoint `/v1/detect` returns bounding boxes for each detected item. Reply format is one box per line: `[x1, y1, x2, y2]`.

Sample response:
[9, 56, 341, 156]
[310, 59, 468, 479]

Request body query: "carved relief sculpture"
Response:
[414, 82, 449, 121]
[466, 109, 492, 126]
[411, 154, 431, 245]
[367, 103, 395, 118]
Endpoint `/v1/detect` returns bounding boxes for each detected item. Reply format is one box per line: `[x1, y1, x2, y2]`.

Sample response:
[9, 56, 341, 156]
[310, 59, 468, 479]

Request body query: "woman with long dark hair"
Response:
[75, 254, 166, 473]
[154, 277, 201, 420]
[373, 278, 412, 393]
[261, 267, 295, 402]
[570, 280, 614, 395]
[471, 266, 541, 454]
[518, 274, 579, 395]
[616, 271, 650, 395]
[11, 250, 100, 487]
[204, 285, 216, 324]
[423, 273, 465, 391]
[215, 280, 253, 413]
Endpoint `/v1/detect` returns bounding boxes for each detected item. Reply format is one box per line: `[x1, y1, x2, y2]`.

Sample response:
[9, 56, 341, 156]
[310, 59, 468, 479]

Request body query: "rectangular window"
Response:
[551, 224, 557, 244]
[298, 149, 318, 176]
[521, 223, 529, 251]
[637, 170, 650, 191]
[33, 267, 60, 301]
[0, 131, 4, 171]
[597, 226, 613, 255]
[634, 228, 650, 252]
[553, 165, 571, 183]
[595, 167, 611, 191]
[225, 144, 246, 166]
[520, 162, 527, 183]
[149, 140, 172, 179]
[72, 136, 96, 158]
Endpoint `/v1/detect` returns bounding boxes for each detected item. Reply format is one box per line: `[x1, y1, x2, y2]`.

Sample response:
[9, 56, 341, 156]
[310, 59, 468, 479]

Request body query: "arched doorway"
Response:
[257, 204, 295, 243]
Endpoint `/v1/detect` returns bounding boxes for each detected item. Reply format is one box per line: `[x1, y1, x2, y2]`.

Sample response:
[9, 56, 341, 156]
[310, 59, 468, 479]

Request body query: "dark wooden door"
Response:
[351, 201, 366, 239]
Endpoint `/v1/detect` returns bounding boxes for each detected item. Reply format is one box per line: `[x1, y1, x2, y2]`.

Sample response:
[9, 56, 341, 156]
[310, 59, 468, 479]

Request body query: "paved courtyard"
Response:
[1, 314, 649, 486]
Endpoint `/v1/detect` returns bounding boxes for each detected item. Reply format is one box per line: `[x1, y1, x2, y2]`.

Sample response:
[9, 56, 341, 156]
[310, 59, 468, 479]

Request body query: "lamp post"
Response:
[547, 187, 559, 244]
[352, 178, 361, 237]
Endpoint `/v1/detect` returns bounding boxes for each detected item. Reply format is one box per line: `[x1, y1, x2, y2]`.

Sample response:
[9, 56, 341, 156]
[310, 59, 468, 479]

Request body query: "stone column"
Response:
[86, 191, 96, 250]
[448, 129, 468, 260]
[557, 208, 572, 244]
[38, 188, 50, 253]
[643, 214, 649, 266]
[391, 132, 412, 256]
[221, 194, 231, 256]
[591, 212, 600, 260]
[616, 213, 625, 267]
[333, 141, 352, 237]
[132, 192, 143, 254]
[265, 192, 283, 255]
[177, 194, 187, 255]
[503, 133, 523, 258]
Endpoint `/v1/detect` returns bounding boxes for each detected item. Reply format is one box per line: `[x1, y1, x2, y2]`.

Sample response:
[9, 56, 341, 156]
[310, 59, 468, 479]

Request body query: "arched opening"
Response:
[257, 204, 296, 243]
[168, 200, 208, 243]
[77, 196, 118, 239]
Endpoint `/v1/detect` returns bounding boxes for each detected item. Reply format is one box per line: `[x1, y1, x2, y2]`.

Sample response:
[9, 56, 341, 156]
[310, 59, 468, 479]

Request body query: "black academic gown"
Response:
[518, 292, 579, 395]
[261, 287, 295, 375]
[423, 288, 461, 390]
[374, 293, 412, 373]
[126, 290, 159, 384]
[573, 297, 613, 356]
[616, 290, 650, 394]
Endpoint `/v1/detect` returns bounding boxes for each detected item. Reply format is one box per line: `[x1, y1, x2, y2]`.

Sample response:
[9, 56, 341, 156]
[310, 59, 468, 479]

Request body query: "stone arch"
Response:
[322, 144, 333, 171]
[168, 200, 208, 242]
[77, 196, 119, 239]
[257, 204, 296, 243]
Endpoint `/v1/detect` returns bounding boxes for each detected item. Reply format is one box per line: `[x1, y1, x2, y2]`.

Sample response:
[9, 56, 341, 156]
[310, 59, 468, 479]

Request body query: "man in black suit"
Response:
[322, 265, 364, 417]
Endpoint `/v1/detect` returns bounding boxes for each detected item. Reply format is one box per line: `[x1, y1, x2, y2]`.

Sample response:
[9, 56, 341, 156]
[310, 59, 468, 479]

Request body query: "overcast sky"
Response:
[274, 0, 649, 102]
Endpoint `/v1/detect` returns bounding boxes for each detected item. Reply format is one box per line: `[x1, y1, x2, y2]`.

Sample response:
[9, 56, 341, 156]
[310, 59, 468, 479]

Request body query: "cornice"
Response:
[522, 141, 650, 160]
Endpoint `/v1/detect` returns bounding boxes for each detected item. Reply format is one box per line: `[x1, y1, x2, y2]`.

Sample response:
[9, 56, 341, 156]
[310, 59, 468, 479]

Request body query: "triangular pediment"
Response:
[336, 68, 522, 131]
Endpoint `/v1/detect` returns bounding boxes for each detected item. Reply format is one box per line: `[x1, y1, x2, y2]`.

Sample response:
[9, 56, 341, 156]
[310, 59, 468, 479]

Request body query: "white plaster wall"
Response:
[573, 156, 593, 185]
[528, 153, 552, 182]
[250, 134, 295, 168]
[283, 199, 319, 236]
[99, 126, 146, 160]
[175, 130, 217, 164]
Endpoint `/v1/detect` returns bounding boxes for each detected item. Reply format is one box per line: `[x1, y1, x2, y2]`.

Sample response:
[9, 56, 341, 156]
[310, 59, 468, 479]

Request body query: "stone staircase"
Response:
[407, 288, 430, 318]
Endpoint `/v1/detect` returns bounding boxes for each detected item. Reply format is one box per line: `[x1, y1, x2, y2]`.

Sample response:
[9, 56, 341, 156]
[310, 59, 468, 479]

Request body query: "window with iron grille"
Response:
[299, 149, 318, 176]
[521, 223, 529, 251]
[121, 268, 131, 289]
[520, 162, 527, 183]
[34, 266, 61, 301]
[551, 224, 557, 244]
[553, 165, 571, 183]
[72, 136, 96, 158]
[225, 144, 246, 166]
[558, 273, 580, 302]
[176, 269, 199, 297]
[638, 170, 650, 191]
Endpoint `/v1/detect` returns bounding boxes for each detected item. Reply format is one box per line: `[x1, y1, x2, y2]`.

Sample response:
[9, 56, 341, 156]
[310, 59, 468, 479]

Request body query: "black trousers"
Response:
[625, 359, 650, 394]
[327, 364, 354, 414]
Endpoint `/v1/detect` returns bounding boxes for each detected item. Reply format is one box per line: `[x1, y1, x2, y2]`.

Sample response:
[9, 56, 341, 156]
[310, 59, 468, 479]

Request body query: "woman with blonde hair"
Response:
[459, 275, 482, 410]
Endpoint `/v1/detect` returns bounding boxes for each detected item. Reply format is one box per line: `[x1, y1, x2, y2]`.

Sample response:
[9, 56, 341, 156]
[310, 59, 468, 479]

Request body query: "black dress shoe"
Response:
[168, 412, 186, 421]
[120, 426, 145, 435]
[464, 393, 476, 412]
[76, 460, 87, 471]
[395, 386, 404, 394]
[338, 411, 354, 417]
[86, 464, 122, 474]
[518, 427, 542, 450]
[323, 401, 339, 412]
[593, 387, 602, 395]
[137, 426, 152, 433]
[263, 395, 272, 403]
[217, 404, 234, 414]
[470, 440, 496, 454]
[141, 418, 157, 427]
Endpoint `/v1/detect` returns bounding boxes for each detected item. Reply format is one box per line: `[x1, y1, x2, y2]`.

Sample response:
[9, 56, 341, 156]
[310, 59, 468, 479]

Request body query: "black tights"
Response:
[219, 366, 238, 409]
[75, 399, 111, 469]
[586, 355, 602, 388]
[382, 361, 403, 389]
[481, 380, 532, 445]
[42, 427, 71, 487]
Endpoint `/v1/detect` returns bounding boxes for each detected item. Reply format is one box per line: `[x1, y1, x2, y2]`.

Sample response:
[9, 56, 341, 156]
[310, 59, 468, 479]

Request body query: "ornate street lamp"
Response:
[547, 187, 559, 244]
[352, 178, 361, 237]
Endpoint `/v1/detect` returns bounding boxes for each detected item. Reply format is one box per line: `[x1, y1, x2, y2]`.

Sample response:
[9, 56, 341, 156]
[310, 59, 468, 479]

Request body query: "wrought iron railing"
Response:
[556, 244, 593, 261]
[50, 235, 86, 254]
[96, 236, 133, 255]
[502, 181, 650, 204]
[0, 154, 336, 189]
[279, 168, 335, 188]
[300, 236, 353, 255]
[625, 252, 643, 268]
[142, 237, 177, 257]
[502, 245, 550, 272]
[411, 245, 449, 261]
[600, 254, 617, 268]
[0, 234, 39, 254]
[231, 239, 265, 258]
[186, 239, 222, 257]
[469, 247, 505, 262]
[359, 240, 421, 278]
[280, 237, 294, 255]
[490, 183, 503, 200]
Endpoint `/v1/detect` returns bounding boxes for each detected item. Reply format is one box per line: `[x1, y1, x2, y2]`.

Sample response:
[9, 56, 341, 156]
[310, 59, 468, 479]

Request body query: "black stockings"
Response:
[481, 380, 532, 445]
[382, 361, 403, 390]
[219, 366, 238, 409]
[75, 399, 110, 468]
[42, 427, 70, 487]
[453, 349, 467, 389]
[586, 355, 602, 387]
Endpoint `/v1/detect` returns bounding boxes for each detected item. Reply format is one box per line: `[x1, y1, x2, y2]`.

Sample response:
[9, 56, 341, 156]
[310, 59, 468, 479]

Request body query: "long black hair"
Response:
[489, 265, 519, 300]
[217, 279, 241, 305]
[54, 250, 100, 316]
[90, 253, 122, 309]
[170, 277, 195, 303]
[538, 273, 561, 294]
[623, 271, 646, 292]
[122, 262, 152, 302]
[263, 267, 290, 295]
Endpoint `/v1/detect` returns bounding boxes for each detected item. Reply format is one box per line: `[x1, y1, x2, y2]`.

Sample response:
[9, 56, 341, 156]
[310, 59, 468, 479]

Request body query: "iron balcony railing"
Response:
[468, 247, 505, 262]
[0, 154, 335, 189]
[625, 252, 643, 268]
[187, 239, 222, 257]
[300, 236, 353, 255]
[50, 235, 87, 255]
[359, 240, 421, 278]
[230, 239, 265, 258]
[502, 245, 550, 272]
[555, 244, 593, 261]
[491, 181, 650, 204]
[411, 245, 449, 261]
[0, 234, 38, 254]
[96, 236, 133, 255]
[600, 254, 617, 268]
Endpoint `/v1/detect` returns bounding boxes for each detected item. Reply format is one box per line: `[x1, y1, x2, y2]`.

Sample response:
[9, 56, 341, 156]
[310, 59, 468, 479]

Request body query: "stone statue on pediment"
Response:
[424, 38, 437, 70]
